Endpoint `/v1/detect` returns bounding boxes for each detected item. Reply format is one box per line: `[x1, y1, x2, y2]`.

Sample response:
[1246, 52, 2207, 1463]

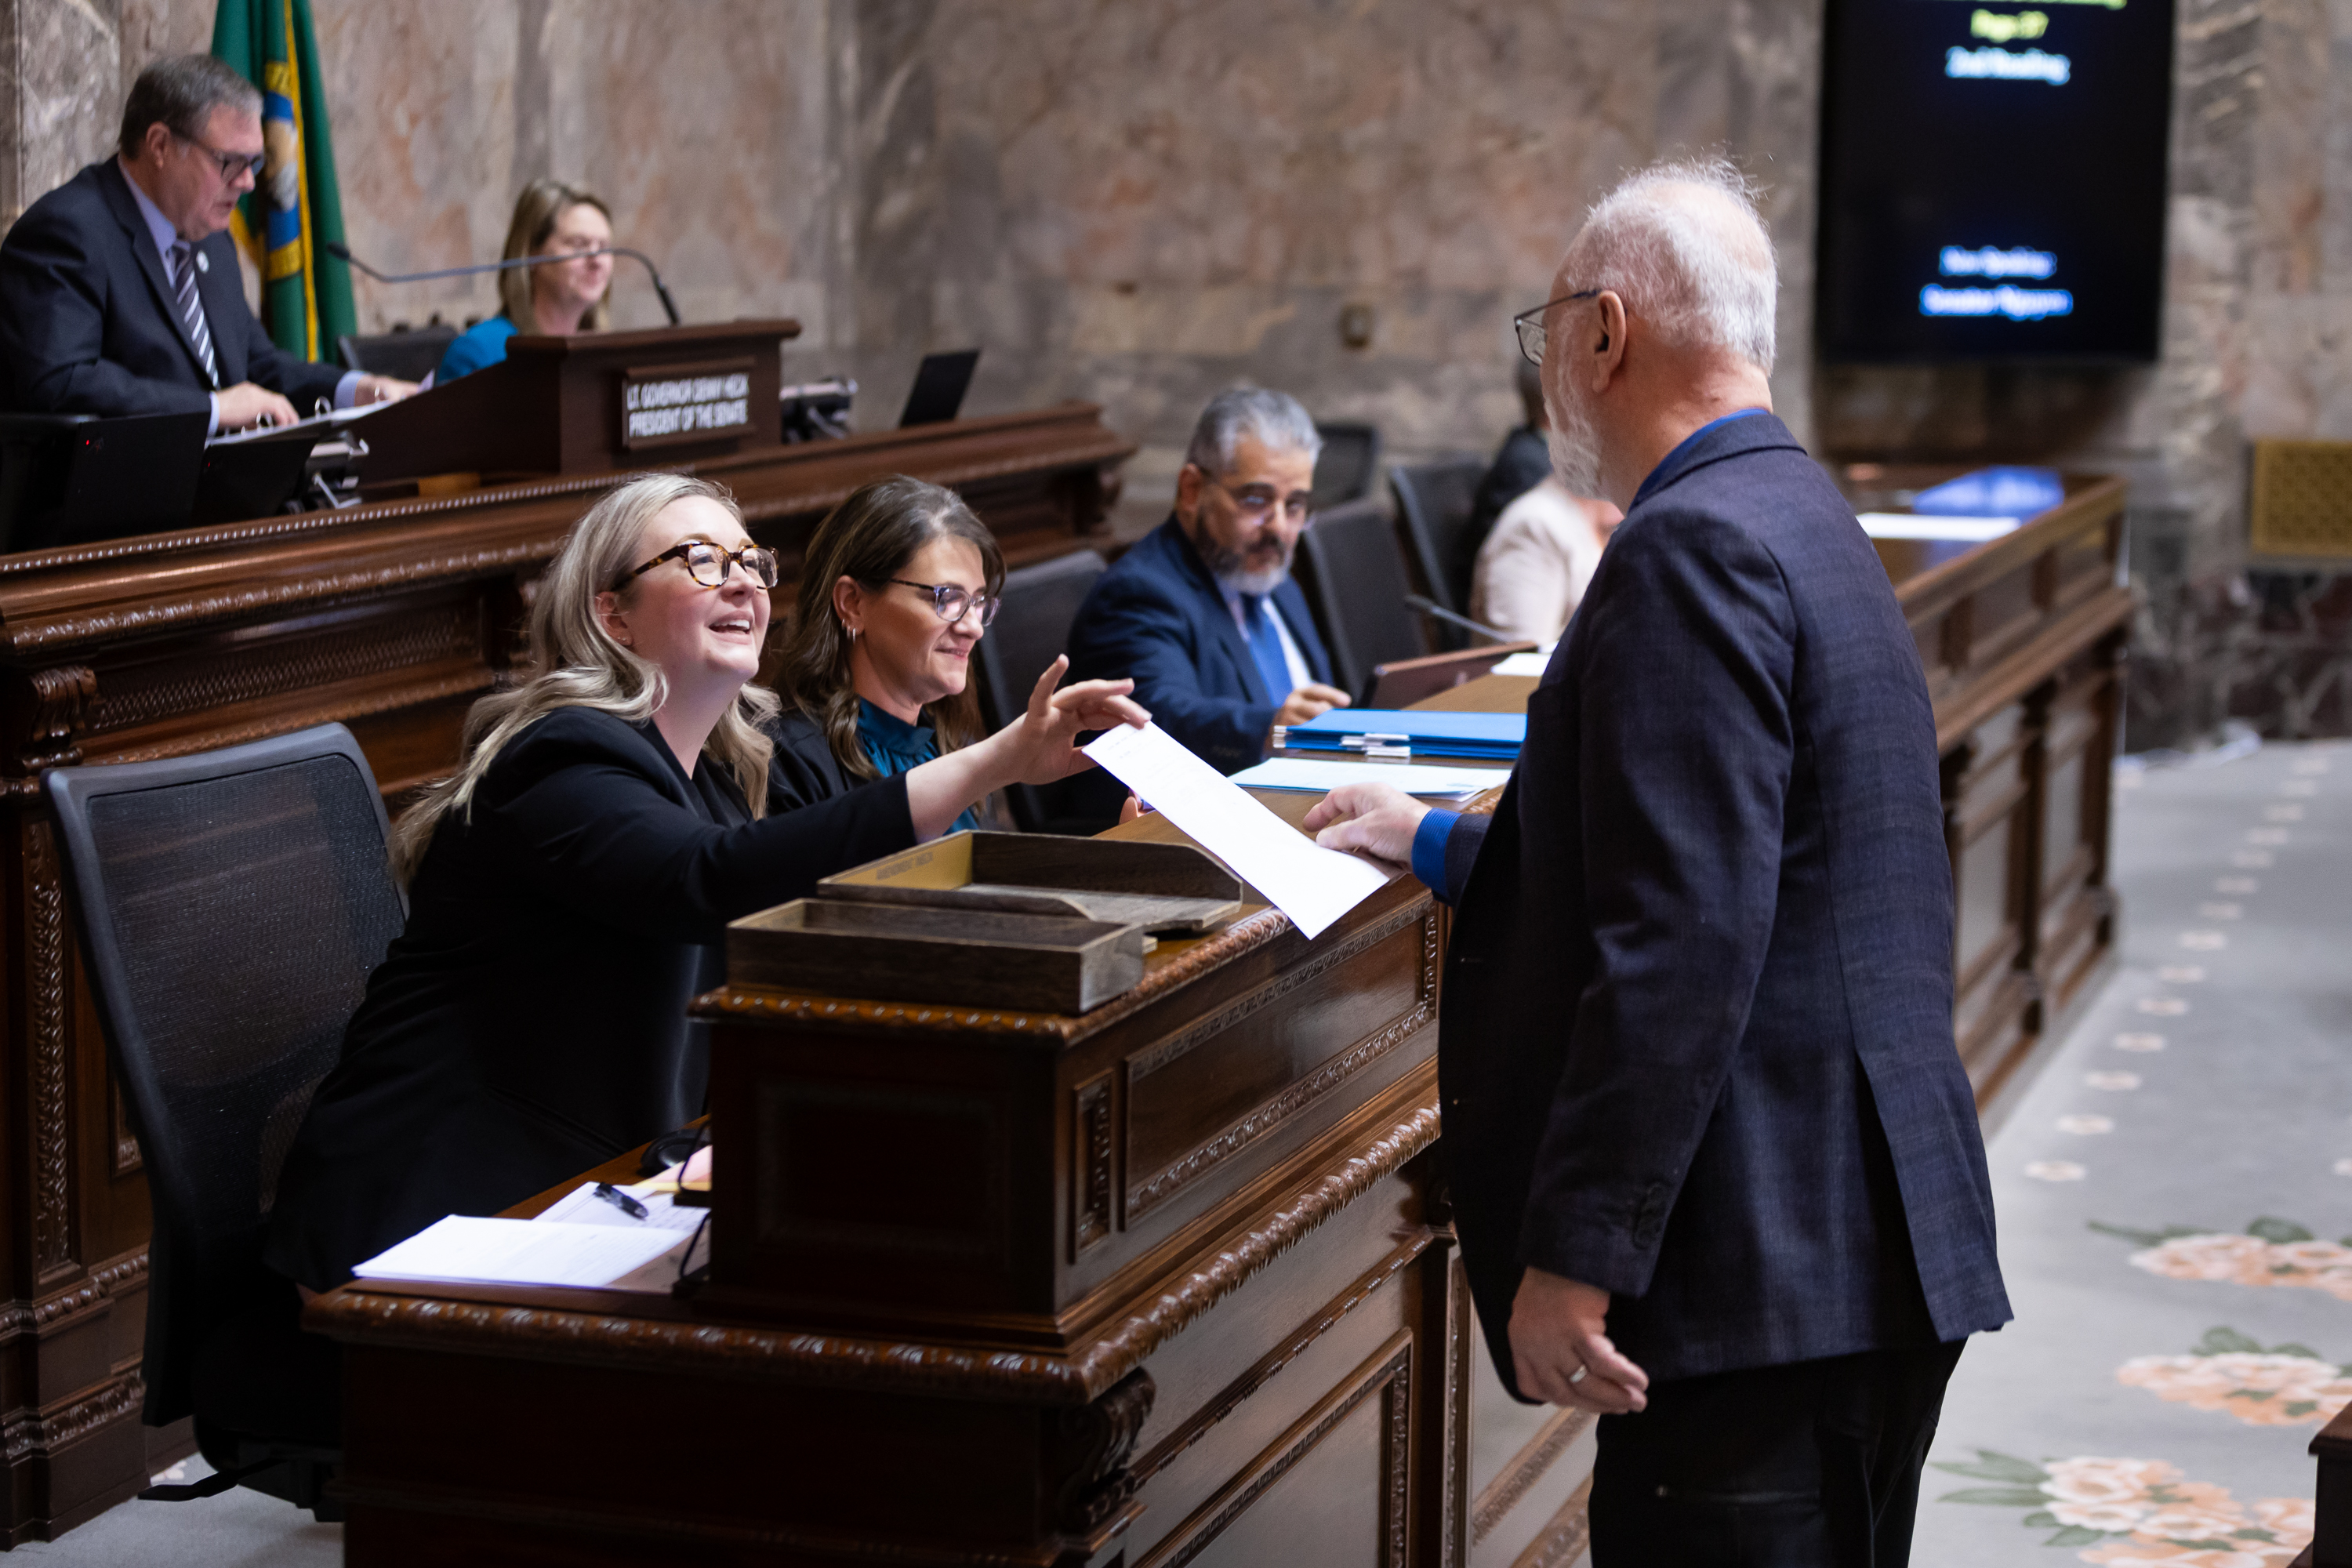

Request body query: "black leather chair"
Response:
[1389, 457, 1490, 647]
[337, 323, 459, 383]
[1293, 497, 1429, 703]
[1311, 421, 1383, 512]
[42, 724, 407, 1519]
[973, 548, 1112, 833]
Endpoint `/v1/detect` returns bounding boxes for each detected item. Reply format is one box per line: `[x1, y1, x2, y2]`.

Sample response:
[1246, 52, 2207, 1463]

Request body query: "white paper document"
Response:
[1855, 512, 2020, 542]
[1229, 757, 1504, 800]
[205, 401, 386, 447]
[1490, 651, 1552, 677]
[1084, 722, 1389, 939]
[353, 1214, 687, 1290]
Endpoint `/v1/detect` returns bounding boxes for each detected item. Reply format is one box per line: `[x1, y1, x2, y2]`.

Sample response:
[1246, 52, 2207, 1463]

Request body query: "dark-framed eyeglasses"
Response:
[176, 132, 266, 184]
[614, 540, 780, 592]
[1512, 288, 1602, 366]
[884, 578, 1000, 628]
[1207, 474, 1314, 527]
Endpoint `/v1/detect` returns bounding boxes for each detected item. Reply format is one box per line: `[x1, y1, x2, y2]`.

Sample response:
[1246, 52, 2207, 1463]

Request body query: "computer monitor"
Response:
[898, 350, 980, 428]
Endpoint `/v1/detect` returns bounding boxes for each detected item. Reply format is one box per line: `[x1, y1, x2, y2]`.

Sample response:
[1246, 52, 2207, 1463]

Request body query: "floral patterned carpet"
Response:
[1917, 739, 2351, 1568]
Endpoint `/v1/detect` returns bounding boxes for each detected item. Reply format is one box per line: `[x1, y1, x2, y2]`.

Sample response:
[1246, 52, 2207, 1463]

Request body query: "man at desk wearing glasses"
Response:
[0, 55, 412, 434]
[1068, 387, 1348, 782]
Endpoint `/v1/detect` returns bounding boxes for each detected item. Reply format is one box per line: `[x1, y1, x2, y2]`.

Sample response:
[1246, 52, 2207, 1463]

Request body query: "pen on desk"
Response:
[591, 1181, 649, 1221]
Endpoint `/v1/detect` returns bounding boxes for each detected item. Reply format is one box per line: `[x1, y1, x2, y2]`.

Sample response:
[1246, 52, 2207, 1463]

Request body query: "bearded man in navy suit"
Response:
[1067, 387, 1348, 779]
[1307, 161, 2011, 1566]
[0, 54, 412, 432]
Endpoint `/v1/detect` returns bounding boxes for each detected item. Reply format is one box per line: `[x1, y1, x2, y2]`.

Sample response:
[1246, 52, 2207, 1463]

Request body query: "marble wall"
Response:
[2, 0, 2345, 741]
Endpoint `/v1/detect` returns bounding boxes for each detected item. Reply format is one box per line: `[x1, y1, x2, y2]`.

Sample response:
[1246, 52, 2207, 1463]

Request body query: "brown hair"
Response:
[774, 475, 1004, 782]
[498, 178, 613, 331]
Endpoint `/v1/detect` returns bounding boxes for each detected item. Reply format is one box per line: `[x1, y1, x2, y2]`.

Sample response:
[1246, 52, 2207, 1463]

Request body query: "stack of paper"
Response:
[352, 1215, 688, 1290]
[1276, 709, 1526, 761]
[1229, 757, 1504, 799]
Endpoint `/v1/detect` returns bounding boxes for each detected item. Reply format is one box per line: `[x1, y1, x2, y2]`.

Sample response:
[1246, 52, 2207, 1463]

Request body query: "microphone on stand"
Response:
[1404, 593, 1514, 644]
[325, 241, 683, 327]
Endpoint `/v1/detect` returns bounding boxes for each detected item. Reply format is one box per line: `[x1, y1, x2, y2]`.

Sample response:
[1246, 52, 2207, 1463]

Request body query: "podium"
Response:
[355, 320, 796, 484]
[0, 336, 1134, 1541]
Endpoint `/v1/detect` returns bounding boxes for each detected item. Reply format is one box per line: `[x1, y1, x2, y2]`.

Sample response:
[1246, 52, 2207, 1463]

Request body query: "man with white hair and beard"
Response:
[1306, 159, 2010, 1564]
[1067, 387, 1348, 782]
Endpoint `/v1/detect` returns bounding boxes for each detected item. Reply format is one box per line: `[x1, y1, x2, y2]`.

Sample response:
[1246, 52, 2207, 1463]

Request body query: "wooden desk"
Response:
[308, 477, 2125, 1567]
[0, 402, 1132, 1542]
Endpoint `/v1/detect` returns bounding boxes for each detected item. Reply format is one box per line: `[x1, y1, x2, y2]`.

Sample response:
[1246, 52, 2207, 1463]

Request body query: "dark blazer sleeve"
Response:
[1516, 509, 1797, 1298]
[479, 712, 915, 944]
[0, 190, 211, 418]
[763, 706, 855, 813]
[1070, 567, 1276, 775]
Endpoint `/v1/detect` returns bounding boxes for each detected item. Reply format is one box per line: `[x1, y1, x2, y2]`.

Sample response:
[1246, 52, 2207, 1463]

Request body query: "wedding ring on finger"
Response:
[1568, 1365, 1589, 1385]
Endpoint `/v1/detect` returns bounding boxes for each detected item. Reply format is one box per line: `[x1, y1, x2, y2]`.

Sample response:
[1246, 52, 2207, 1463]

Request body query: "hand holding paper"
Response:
[1083, 722, 1389, 939]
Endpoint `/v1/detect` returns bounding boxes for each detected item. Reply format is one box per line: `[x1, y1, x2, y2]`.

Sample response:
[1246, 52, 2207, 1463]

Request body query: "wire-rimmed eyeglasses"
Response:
[1511, 289, 1602, 366]
[884, 578, 1000, 628]
[613, 540, 780, 592]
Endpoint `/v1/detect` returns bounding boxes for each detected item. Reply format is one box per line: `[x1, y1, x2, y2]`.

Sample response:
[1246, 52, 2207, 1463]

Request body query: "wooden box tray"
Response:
[816, 831, 1243, 933]
[727, 898, 1148, 1014]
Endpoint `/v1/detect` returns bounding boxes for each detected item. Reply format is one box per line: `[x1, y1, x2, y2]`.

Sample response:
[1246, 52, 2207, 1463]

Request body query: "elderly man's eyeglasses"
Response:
[615, 540, 780, 591]
[1208, 475, 1314, 526]
[885, 579, 1000, 628]
[176, 132, 266, 184]
[1512, 289, 1602, 366]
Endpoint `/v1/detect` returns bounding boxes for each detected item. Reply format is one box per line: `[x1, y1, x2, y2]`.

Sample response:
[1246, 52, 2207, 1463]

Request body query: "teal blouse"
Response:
[858, 699, 980, 834]
[435, 314, 519, 383]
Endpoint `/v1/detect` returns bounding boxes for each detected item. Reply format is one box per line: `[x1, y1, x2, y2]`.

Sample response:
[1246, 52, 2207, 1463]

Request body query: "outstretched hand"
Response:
[996, 656, 1150, 787]
[1508, 1268, 1650, 1414]
[1303, 782, 1429, 866]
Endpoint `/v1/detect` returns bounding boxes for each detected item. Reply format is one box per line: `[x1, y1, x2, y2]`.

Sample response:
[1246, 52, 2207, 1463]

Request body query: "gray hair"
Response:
[1566, 158, 1778, 374]
[118, 55, 263, 159]
[1183, 387, 1323, 477]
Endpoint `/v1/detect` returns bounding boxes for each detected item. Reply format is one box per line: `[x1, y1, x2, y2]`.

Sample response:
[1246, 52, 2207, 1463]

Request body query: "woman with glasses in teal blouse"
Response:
[768, 475, 1017, 832]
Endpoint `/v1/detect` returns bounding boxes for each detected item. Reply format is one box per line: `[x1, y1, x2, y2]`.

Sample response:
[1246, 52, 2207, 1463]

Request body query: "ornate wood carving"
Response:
[1126, 906, 1436, 1221]
[1472, 1406, 1594, 1544]
[1051, 1368, 1155, 1536]
[1131, 1235, 1428, 1491]
[314, 1100, 1443, 1404]
[1144, 1337, 1412, 1568]
[0, 1377, 142, 1464]
[0, 1248, 147, 1340]
[19, 665, 96, 771]
[24, 822, 72, 1280]
[1071, 1072, 1115, 1258]
[1509, 1476, 1593, 1568]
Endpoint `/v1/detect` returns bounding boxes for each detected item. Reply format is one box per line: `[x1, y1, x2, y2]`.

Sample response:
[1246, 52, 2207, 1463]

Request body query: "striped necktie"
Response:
[168, 241, 219, 388]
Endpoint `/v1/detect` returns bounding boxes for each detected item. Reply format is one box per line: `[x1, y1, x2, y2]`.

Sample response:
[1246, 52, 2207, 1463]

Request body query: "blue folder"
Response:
[1273, 708, 1525, 760]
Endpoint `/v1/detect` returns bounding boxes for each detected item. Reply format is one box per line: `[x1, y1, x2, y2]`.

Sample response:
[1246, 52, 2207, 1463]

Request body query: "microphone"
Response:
[1404, 593, 1514, 644]
[325, 241, 683, 327]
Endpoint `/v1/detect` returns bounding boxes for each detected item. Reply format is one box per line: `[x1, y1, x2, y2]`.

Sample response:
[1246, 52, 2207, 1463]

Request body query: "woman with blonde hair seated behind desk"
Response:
[434, 177, 615, 382]
[263, 472, 1145, 1291]
[1468, 477, 1624, 645]
[767, 475, 1013, 832]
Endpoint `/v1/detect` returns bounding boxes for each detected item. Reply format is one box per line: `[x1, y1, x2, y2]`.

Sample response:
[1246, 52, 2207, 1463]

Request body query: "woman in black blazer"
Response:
[265, 473, 1143, 1291]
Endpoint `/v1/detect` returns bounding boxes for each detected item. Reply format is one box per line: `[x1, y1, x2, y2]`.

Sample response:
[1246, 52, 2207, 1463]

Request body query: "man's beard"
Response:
[1545, 379, 1604, 498]
[1201, 531, 1294, 597]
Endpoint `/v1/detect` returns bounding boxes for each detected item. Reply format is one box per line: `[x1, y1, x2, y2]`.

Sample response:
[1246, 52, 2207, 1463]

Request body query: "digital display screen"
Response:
[1816, 0, 2176, 362]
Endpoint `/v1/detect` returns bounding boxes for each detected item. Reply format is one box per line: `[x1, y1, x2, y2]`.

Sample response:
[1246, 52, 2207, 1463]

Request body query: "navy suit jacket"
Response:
[1067, 517, 1334, 774]
[1432, 412, 2009, 1393]
[0, 161, 343, 417]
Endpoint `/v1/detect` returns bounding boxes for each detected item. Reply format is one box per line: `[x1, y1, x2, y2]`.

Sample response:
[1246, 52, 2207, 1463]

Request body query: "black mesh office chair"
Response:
[337, 324, 458, 383]
[973, 548, 1112, 834]
[42, 724, 407, 1519]
[1310, 421, 1384, 512]
[1389, 457, 1490, 647]
[1293, 497, 1429, 702]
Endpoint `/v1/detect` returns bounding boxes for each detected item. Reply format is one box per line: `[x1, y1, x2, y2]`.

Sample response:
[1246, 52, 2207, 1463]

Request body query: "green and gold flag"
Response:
[211, 0, 355, 361]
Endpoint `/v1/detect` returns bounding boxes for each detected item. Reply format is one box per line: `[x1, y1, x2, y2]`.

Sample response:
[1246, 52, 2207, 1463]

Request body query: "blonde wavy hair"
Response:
[499, 178, 613, 332]
[389, 474, 778, 883]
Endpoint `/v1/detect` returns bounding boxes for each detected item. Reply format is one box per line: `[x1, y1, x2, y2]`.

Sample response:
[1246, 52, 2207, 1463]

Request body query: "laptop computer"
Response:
[898, 349, 980, 427]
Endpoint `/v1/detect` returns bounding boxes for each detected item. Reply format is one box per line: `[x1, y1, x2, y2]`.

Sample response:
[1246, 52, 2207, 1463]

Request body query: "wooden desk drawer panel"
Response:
[1123, 902, 1436, 1231]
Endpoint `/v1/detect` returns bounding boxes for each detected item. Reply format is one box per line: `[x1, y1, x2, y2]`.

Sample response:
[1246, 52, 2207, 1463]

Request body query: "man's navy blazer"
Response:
[0, 160, 344, 417]
[1431, 412, 2009, 1393]
[1067, 516, 1334, 773]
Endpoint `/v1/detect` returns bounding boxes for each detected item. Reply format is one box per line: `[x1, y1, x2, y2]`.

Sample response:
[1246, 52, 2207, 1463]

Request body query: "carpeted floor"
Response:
[9, 1458, 337, 1566]
[1918, 738, 2351, 1568]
